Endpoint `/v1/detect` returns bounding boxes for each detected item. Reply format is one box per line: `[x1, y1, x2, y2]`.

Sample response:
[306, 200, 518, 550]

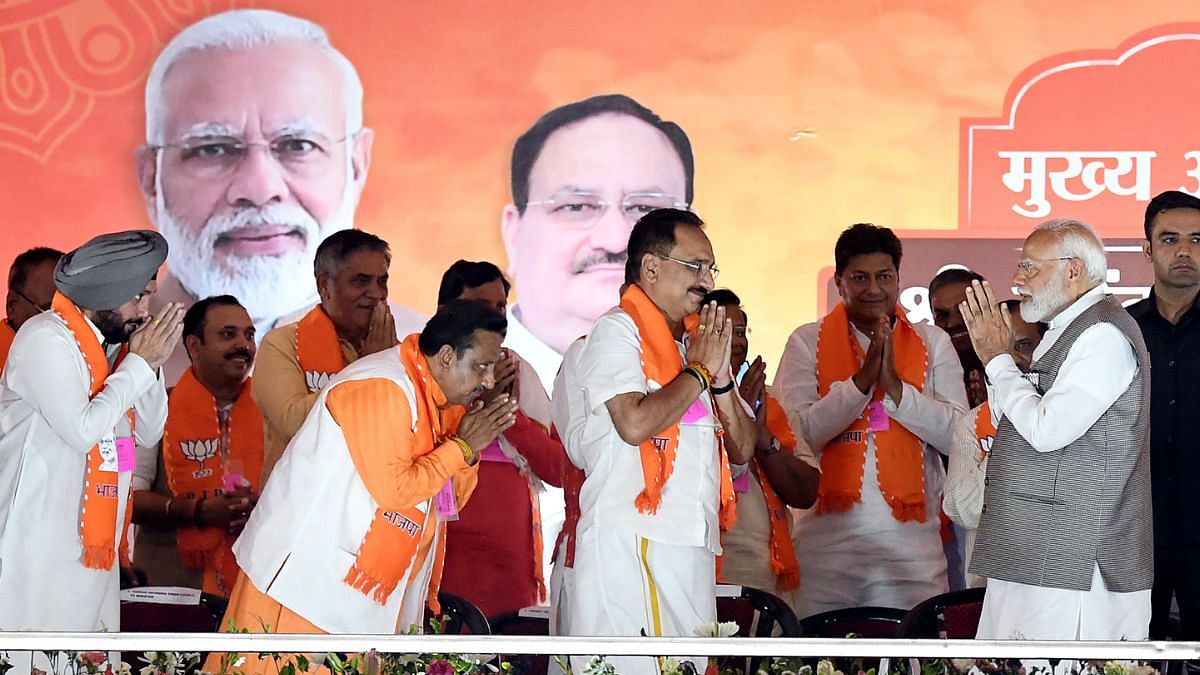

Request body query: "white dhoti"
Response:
[549, 538, 575, 636]
[977, 564, 1151, 640]
[568, 527, 714, 675]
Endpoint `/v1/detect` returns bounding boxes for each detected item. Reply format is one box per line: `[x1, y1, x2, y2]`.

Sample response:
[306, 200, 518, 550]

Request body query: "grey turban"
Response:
[54, 230, 168, 311]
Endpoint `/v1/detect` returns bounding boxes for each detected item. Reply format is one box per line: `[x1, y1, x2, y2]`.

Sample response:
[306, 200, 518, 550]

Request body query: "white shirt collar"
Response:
[504, 304, 565, 394]
[1048, 284, 1108, 331]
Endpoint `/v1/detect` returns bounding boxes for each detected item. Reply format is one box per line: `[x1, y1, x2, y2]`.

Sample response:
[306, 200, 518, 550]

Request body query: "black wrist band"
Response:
[710, 380, 735, 395]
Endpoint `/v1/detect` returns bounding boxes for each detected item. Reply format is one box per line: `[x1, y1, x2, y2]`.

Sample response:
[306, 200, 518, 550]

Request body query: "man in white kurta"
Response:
[567, 211, 755, 675]
[548, 337, 589, 637]
[0, 230, 178, 631]
[963, 220, 1152, 640]
[774, 224, 967, 618]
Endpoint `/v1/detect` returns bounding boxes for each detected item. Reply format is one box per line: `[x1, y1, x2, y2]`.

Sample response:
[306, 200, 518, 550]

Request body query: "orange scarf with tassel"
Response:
[618, 284, 736, 530]
[52, 292, 135, 570]
[295, 305, 347, 393]
[342, 334, 465, 612]
[755, 395, 802, 591]
[814, 303, 928, 522]
[163, 368, 263, 596]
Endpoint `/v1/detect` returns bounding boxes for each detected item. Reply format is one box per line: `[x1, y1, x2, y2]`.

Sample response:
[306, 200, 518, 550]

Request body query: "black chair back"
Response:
[797, 606, 907, 639]
[896, 587, 986, 639]
[426, 591, 491, 635]
[490, 610, 551, 675]
[715, 586, 802, 675]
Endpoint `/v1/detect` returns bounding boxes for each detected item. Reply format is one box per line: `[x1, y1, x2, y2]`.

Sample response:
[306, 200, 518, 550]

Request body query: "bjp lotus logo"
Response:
[305, 371, 332, 393]
[181, 439, 218, 479]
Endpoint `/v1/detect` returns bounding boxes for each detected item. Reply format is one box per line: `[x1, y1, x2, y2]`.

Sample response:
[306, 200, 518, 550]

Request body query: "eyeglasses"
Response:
[524, 191, 689, 227]
[11, 288, 48, 313]
[150, 131, 355, 180]
[657, 254, 720, 280]
[1016, 256, 1076, 275]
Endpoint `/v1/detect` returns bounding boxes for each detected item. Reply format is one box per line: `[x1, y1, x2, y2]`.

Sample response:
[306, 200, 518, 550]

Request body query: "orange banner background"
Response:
[2, 0, 1198, 369]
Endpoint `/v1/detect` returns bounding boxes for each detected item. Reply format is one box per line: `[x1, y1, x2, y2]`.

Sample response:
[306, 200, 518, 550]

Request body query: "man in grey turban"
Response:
[0, 230, 185, 631]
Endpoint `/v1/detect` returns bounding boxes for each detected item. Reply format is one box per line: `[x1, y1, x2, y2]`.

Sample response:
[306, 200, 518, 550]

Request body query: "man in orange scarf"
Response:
[0, 230, 183, 630]
[704, 289, 819, 610]
[131, 295, 262, 597]
[0, 246, 63, 370]
[437, 260, 569, 619]
[212, 300, 516, 658]
[774, 223, 968, 618]
[253, 230, 400, 485]
[568, 209, 756, 675]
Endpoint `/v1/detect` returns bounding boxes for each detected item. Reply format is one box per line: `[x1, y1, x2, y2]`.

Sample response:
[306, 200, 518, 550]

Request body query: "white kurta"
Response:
[943, 403, 990, 589]
[976, 285, 1149, 640]
[0, 310, 167, 630]
[773, 318, 967, 618]
[567, 308, 723, 645]
[548, 337, 589, 637]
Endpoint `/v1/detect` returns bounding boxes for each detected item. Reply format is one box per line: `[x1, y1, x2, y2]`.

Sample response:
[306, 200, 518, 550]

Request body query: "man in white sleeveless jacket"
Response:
[213, 301, 517, 655]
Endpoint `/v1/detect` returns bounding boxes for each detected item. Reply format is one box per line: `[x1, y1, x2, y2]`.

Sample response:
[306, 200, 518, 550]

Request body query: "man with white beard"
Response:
[135, 9, 425, 383]
[961, 218, 1153, 640]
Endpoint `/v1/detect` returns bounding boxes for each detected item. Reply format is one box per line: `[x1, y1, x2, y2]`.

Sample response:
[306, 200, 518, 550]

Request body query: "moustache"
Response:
[126, 317, 147, 330]
[225, 349, 254, 362]
[571, 250, 627, 275]
[688, 285, 709, 296]
[203, 203, 319, 246]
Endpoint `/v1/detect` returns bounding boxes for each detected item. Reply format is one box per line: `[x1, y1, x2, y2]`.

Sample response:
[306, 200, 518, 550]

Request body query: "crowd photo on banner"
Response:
[0, 6, 1197, 675]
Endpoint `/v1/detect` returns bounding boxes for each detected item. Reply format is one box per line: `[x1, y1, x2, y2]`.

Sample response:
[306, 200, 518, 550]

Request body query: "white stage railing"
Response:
[0, 634, 1197, 661]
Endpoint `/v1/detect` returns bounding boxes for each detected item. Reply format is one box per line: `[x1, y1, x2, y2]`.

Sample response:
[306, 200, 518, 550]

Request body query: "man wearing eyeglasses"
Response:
[566, 209, 755, 674]
[501, 94, 694, 395]
[962, 218, 1152, 640]
[1, 246, 63, 369]
[501, 95, 694, 600]
[774, 223, 968, 618]
[135, 9, 425, 384]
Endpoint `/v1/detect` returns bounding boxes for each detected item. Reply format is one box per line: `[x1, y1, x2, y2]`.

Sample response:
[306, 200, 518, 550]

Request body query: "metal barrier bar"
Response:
[0, 634, 1197, 660]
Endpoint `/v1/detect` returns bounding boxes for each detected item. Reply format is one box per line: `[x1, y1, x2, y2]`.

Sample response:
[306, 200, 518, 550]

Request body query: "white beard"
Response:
[1018, 268, 1070, 323]
[153, 162, 357, 328]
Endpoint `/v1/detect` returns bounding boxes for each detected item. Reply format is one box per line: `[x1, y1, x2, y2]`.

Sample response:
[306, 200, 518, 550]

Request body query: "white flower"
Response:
[817, 660, 845, 675]
[661, 658, 684, 675]
[693, 620, 739, 637]
[116, 664, 132, 675]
